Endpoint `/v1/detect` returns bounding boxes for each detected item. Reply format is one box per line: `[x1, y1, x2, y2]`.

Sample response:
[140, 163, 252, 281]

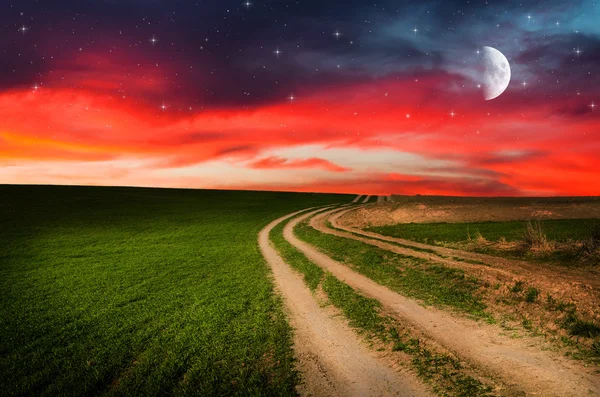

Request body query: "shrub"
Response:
[520, 220, 554, 253]
[525, 287, 539, 303]
[579, 225, 600, 264]
[570, 319, 600, 338]
[510, 281, 524, 293]
[592, 339, 600, 357]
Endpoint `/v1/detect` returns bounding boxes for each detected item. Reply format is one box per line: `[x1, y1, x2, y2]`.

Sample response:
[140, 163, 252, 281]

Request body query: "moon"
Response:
[482, 46, 511, 101]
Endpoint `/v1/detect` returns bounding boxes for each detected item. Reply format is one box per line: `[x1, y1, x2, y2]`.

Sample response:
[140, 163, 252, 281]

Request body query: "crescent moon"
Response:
[482, 46, 511, 101]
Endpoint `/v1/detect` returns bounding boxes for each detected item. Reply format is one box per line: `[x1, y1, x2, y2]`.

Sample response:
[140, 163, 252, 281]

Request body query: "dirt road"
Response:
[351, 195, 362, 203]
[326, 206, 600, 306]
[259, 209, 434, 397]
[284, 208, 600, 397]
[362, 195, 371, 203]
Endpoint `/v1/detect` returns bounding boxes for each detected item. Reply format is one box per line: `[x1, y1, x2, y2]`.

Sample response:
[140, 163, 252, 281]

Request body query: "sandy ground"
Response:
[258, 208, 433, 397]
[284, 208, 600, 397]
[341, 196, 600, 227]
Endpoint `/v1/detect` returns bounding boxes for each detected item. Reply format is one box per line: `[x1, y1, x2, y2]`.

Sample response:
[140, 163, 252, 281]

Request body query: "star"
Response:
[522, 81, 528, 88]
[573, 47, 582, 57]
[273, 47, 282, 58]
[243, 1, 252, 9]
[288, 93, 296, 102]
[527, 14, 532, 20]
[449, 110, 456, 119]
[591, 102, 597, 111]
[412, 26, 418, 34]
[333, 30, 342, 39]
[149, 35, 158, 46]
[160, 102, 168, 111]
[19, 25, 28, 35]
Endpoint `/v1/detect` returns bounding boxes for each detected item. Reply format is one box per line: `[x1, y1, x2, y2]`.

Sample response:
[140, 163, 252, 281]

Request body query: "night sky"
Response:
[1, 0, 599, 195]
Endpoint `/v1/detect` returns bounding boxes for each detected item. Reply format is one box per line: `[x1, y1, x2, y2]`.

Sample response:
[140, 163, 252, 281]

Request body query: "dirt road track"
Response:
[328, 207, 600, 291]
[362, 195, 371, 203]
[259, 208, 434, 397]
[351, 195, 362, 203]
[285, 209, 600, 397]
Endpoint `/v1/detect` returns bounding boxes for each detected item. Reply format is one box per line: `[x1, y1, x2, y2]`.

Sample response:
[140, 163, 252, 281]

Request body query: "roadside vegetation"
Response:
[270, 215, 496, 397]
[294, 221, 490, 319]
[369, 219, 600, 266]
[0, 185, 346, 396]
[338, 217, 600, 364]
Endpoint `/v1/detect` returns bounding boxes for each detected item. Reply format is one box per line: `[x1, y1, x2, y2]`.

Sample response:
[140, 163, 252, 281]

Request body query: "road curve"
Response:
[258, 208, 433, 397]
[284, 208, 600, 397]
[326, 206, 600, 294]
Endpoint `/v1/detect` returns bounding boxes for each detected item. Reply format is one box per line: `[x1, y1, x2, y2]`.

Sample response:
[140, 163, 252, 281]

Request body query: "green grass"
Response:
[294, 221, 489, 319]
[370, 219, 600, 245]
[327, 219, 441, 256]
[270, 220, 325, 291]
[321, 274, 387, 334]
[369, 219, 600, 265]
[0, 184, 348, 396]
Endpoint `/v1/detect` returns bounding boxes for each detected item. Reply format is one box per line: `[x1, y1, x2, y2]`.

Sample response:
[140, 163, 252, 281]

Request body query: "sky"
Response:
[0, 0, 599, 196]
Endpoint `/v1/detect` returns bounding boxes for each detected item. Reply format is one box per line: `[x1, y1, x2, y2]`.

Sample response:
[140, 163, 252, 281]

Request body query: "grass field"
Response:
[369, 219, 600, 265]
[369, 219, 600, 244]
[0, 185, 347, 396]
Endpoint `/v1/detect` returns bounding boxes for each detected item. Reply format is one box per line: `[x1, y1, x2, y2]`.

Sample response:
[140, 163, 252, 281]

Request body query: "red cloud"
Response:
[249, 156, 350, 172]
[1, 61, 599, 196]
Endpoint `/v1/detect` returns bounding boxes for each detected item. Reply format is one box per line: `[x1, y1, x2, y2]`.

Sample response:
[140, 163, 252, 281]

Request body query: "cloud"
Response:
[248, 156, 350, 172]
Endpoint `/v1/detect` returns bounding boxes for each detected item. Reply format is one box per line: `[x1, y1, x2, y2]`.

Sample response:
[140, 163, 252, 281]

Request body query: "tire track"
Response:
[284, 208, 600, 397]
[259, 208, 433, 397]
[328, 207, 600, 291]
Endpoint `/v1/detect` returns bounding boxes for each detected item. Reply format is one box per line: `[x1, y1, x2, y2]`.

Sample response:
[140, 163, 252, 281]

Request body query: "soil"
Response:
[340, 196, 600, 227]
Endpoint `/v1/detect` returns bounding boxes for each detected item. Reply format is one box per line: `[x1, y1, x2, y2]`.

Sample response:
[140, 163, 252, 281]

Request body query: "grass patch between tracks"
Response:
[295, 221, 490, 319]
[369, 219, 600, 266]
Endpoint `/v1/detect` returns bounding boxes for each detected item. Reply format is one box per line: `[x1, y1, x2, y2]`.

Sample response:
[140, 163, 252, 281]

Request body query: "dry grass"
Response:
[520, 220, 556, 253]
[579, 226, 600, 264]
